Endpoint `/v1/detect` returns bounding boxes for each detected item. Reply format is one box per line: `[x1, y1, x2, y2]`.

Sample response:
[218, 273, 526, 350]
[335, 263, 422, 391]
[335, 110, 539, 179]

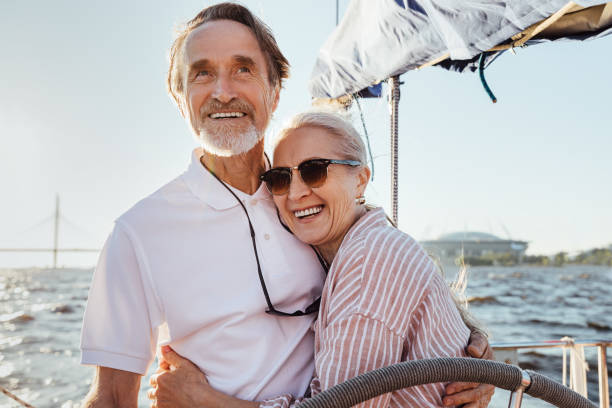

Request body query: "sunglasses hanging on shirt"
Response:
[203, 158, 324, 317]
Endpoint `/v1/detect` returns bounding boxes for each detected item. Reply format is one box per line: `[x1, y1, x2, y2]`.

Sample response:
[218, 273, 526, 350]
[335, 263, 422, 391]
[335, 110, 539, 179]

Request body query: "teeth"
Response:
[294, 206, 323, 218]
[209, 112, 245, 119]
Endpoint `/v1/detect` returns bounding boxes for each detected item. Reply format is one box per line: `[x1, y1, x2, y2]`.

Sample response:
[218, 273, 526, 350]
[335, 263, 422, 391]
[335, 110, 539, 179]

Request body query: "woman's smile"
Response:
[293, 205, 324, 220]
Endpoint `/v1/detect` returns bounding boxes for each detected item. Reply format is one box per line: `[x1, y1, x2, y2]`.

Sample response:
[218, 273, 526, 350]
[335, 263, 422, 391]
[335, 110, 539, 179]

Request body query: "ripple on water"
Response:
[467, 295, 499, 305]
[0, 336, 23, 348]
[523, 318, 585, 329]
[50, 304, 75, 314]
[587, 321, 612, 331]
[0, 311, 35, 323]
[0, 362, 15, 377]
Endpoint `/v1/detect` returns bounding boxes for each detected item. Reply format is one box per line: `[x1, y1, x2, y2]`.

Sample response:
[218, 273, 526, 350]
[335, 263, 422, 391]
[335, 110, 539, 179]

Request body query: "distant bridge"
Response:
[0, 195, 99, 267]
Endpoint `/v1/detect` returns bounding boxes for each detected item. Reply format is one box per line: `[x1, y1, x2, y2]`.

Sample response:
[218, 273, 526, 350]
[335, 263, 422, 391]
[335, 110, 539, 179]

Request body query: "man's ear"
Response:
[175, 93, 187, 118]
[270, 85, 280, 113]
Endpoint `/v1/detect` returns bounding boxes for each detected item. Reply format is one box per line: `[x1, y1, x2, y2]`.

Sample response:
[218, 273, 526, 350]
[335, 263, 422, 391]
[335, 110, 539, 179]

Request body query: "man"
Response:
[80, 3, 493, 407]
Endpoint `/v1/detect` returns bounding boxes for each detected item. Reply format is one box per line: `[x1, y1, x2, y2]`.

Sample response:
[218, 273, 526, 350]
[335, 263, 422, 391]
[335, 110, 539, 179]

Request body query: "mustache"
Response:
[200, 99, 255, 119]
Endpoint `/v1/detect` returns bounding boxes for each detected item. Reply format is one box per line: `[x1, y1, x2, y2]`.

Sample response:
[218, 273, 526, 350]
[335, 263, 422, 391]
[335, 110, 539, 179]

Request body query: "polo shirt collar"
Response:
[182, 148, 270, 210]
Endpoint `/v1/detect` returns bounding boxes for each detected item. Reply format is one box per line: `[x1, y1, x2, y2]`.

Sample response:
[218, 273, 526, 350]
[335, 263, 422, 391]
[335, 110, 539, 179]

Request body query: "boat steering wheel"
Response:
[298, 357, 596, 408]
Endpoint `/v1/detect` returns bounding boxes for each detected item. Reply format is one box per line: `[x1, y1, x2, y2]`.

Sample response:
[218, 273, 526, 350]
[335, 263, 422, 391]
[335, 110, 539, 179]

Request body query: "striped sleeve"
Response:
[259, 378, 321, 408]
[259, 394, 301, 408]
[407, 271, 470, 362]
[402, 272, 470, 407]
[315, 313, 402, 407]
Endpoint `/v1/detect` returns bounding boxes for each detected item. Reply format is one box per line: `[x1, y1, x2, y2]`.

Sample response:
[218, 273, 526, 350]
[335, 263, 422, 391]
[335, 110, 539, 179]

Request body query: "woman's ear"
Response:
[356, 165, 371, 196]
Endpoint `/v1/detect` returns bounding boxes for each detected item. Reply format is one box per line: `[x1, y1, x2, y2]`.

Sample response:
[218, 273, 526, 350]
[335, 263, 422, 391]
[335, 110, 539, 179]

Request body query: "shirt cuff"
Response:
[81, 348, 151, 375]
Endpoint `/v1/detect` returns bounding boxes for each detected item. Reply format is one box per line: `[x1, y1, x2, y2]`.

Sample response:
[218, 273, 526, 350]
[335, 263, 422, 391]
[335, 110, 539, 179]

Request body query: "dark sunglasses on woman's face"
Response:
[260, 158, 361, 196]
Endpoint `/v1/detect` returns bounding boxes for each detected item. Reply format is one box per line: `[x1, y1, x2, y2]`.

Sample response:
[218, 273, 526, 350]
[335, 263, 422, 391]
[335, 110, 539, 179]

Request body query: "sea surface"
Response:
[0, 265, 610, 407]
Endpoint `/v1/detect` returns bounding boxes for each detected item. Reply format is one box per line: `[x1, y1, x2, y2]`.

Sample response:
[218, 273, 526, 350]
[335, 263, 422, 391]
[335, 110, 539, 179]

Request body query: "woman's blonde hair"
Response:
[274, 109, 367, 165]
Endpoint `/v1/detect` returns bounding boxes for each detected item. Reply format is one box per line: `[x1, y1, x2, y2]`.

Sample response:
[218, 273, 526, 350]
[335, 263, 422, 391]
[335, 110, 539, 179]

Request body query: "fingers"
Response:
[467, 329, 492, 361]
[442, 383, 494, 407]
[467, 342, 493, 360]
[150, 373, 157, 387]
[445, 381, 479, 395]
[160, 345, 188, 368]
[147, 387, 157, 400]
[442, 388, 477, 407]
[481, 342, 494, 360]
[158, 359, 170, 371]
[474, 384, 495, 408]
[466, 331, 489, 358]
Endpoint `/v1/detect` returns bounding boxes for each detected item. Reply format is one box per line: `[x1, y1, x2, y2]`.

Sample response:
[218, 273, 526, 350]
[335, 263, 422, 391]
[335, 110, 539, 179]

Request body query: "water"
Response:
[0, 265, 610, 407]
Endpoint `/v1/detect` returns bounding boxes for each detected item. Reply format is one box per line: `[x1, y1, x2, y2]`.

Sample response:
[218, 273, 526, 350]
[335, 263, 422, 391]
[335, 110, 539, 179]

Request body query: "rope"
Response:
[0, 385, 36, 408]
[560, 336, 590, 397]
[478, 53, 497, 103]
[354, 97, 375, 181]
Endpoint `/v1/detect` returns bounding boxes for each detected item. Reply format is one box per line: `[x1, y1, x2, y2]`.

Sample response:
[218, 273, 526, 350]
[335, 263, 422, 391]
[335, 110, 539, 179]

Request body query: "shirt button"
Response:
[264, 233, 270, 240]
[251, 199, 258, 206]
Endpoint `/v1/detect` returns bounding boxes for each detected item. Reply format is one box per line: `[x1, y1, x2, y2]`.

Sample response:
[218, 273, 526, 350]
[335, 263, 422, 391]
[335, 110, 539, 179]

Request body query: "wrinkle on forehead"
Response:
[184, 20, 265, 67]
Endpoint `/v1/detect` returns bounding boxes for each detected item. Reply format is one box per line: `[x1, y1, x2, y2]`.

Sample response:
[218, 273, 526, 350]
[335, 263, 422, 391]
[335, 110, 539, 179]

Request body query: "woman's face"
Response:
[272, 126, 369, 252]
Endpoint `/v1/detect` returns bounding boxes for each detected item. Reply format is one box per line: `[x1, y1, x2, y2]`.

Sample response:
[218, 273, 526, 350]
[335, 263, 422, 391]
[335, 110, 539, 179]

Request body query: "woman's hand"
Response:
[442, 330, 495, 407]
[148, 346, 259, 408]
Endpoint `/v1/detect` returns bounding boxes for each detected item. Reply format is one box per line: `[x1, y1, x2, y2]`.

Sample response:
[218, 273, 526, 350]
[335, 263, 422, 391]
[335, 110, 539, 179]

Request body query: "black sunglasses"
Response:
[260, 158, 361, 196]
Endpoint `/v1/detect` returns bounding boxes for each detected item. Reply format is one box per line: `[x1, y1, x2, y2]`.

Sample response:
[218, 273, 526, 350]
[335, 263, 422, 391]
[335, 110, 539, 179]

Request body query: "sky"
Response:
[1, 0, 611, 268]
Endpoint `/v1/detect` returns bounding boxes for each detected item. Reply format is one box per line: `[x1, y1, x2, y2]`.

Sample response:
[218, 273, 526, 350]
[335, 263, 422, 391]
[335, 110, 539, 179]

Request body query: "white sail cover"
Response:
[309, 0, 612, 98]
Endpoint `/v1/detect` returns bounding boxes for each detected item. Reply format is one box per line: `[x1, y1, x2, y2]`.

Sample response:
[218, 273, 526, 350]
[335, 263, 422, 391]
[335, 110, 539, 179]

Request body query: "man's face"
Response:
[182, 20, 279, 156]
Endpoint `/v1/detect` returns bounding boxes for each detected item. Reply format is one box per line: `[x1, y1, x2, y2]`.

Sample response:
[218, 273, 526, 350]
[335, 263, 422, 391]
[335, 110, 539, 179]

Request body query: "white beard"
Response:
[197, 122, 262, 157]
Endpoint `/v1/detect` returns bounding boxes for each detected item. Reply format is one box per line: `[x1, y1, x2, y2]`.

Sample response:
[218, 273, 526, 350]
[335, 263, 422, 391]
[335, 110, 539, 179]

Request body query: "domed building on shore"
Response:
[420, 232, 529, 264]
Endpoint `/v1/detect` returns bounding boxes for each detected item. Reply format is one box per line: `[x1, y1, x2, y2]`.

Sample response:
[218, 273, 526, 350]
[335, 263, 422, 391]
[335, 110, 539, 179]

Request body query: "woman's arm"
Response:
[314, 313, 402, 408]
[261, 314, 402, 408]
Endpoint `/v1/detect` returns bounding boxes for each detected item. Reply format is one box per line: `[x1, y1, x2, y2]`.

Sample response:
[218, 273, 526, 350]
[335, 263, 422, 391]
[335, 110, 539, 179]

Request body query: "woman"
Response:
[149, 110, 487, 407]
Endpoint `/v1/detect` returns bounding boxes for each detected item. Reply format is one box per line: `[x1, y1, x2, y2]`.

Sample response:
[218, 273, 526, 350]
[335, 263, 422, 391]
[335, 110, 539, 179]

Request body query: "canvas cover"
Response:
[309, 0, 612, 98]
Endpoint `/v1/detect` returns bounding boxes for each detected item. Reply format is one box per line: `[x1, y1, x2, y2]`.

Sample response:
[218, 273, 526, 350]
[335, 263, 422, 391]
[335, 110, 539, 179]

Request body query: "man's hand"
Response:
[148, 346, 258, 408]
[443, 330, 495, 407]
[148, 346, 211, 408]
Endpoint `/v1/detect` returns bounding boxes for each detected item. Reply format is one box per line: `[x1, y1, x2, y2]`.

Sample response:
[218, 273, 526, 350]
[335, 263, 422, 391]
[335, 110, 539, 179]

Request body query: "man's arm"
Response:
[81, 367, 142, 408]
[80, 224, 158, 406]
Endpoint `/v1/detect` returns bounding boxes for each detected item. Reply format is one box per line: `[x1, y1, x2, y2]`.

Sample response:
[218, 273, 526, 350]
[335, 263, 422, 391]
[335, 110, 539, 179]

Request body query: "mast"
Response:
[53, 194, 59, 268]
[336, 0, 339, 26]
[389, 76, 401, 226]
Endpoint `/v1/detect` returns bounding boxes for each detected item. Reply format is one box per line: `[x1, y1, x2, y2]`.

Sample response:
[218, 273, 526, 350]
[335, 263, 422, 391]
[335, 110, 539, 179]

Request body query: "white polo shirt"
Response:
[80, 148, 326, 401]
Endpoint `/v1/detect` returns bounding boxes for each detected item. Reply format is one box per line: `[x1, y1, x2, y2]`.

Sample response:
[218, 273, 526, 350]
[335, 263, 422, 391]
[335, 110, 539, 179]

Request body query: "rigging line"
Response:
[478, 52, 497, 103]
[354, 97, 375, 181]
[59, 215, 96, 239]
[0, 385, 36, 408]
[13, 215, 54, 237]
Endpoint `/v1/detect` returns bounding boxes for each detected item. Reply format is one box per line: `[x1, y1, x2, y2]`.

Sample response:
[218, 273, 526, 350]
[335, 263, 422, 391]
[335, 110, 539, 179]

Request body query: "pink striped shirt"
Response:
[261, 207, 469, 407]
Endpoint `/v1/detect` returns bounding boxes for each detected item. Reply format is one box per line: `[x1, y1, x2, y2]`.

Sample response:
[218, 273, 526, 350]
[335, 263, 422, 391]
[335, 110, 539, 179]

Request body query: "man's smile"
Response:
[208, 112, 246, 119]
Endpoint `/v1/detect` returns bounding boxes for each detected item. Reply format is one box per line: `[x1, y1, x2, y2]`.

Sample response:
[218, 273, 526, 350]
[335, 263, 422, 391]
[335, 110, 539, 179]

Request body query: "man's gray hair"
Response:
[275, 109, 367, 165]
